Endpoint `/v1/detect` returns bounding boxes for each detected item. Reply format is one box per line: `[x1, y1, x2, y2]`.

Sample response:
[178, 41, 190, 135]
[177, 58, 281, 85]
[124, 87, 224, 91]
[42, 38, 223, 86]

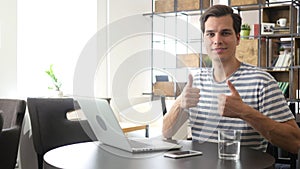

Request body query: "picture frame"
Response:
[261, 23, 275, 34]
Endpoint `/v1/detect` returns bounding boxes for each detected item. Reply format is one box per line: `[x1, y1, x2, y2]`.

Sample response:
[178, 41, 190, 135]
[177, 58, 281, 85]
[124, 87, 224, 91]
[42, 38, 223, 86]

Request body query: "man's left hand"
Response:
[218, 80, 246, 118]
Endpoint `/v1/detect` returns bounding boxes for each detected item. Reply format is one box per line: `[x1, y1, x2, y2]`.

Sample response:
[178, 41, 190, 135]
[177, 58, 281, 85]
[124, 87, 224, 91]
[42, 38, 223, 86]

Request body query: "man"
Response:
[162, 4, 300, 153]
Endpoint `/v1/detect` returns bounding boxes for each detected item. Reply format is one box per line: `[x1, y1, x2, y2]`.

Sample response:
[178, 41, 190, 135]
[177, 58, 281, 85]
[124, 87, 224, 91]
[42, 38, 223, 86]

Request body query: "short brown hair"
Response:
[200, 5, 242, 35]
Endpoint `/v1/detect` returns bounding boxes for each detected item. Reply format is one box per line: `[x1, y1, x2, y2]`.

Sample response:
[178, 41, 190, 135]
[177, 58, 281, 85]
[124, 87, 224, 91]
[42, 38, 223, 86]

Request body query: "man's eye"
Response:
[222, 32, 231, 36]
[206, 33, 214, 37]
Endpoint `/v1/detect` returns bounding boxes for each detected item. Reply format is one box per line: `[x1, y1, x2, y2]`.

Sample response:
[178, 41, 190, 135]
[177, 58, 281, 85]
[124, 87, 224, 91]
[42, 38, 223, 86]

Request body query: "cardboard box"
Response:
[177, 53, 200, 68]
[177, 0, 210, 11]
[230, 0, 265, 6]
[155, 0, 210, 13]
[236, 39, 266, 67]
[155, 0, 174, 13]
[153, 82, 176, 96]
[153, 82, 186, 97]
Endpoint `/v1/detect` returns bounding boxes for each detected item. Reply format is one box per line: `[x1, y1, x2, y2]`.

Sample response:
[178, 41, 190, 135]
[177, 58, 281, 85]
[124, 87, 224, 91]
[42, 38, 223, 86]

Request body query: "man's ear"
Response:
[236, 33, 241, 46]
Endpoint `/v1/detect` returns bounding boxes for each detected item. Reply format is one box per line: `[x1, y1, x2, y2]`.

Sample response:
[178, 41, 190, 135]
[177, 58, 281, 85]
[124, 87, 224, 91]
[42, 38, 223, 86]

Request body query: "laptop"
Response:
[76, 97, 182, 153]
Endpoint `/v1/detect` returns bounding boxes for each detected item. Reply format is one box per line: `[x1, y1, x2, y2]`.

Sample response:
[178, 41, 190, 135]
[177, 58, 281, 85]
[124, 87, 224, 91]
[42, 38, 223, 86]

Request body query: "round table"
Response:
[44, 140, 275, 169]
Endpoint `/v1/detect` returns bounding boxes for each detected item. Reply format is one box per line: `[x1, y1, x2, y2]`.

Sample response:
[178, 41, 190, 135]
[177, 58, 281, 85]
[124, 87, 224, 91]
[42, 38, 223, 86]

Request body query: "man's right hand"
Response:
[180, 74, 200, 109]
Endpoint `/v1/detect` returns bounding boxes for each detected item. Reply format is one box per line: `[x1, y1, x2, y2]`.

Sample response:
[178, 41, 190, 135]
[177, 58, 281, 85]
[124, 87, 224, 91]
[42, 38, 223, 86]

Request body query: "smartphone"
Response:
[164, 150, 203, 159]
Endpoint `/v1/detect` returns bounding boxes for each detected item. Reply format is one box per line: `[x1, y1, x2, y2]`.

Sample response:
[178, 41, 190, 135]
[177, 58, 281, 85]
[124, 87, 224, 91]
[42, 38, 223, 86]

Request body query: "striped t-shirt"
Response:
[189, 62, 294, 151]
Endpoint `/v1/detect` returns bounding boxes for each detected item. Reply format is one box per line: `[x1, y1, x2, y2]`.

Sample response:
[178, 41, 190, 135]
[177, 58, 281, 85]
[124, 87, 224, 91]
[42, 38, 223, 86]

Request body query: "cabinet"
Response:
[148, 0, 300, 101]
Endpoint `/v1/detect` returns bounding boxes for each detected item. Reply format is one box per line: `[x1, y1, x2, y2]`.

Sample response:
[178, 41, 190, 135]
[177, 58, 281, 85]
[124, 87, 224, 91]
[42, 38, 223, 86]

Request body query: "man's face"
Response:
[203, 15, 240, 63]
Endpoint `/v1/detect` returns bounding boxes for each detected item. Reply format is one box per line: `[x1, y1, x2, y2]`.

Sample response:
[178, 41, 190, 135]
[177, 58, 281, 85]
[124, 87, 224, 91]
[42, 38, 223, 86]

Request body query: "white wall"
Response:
[0, 0, 17, 97]
[94, 0, 152, 107]
[17, 0, 97, 98]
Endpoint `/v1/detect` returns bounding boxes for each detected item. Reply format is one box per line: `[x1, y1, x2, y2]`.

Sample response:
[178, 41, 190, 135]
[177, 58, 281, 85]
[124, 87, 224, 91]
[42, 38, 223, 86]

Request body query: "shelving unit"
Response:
[149, 0, 213, 98]
[232, 0, 300, 103]
[148, 0, 300, 103]
[263, 2, 299, 102]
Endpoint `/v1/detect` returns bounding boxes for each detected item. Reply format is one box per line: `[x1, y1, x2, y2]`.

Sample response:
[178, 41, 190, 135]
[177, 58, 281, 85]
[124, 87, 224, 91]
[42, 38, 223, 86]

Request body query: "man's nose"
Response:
[213, 34, 223, 45]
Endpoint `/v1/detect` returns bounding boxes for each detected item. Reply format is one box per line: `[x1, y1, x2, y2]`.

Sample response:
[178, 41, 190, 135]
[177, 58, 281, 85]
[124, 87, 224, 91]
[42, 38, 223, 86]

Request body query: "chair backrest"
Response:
[267, 143, 298, 169]
[27, 97, 96, 169]
[0, 99, 26, 129]
[0, 99, 26, 169]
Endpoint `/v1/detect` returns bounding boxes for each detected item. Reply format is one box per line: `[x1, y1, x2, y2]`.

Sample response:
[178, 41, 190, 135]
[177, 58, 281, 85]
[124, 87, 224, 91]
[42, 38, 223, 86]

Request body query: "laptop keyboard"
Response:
[129, 139, 152, 148]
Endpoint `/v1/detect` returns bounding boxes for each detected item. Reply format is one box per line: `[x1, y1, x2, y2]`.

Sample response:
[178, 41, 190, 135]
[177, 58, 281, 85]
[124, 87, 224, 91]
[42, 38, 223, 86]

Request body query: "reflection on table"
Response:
[43, 140, 275, 169]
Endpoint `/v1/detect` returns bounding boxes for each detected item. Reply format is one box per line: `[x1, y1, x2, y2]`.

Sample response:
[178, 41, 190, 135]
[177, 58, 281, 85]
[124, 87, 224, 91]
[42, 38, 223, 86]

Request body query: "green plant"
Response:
[241, 23, 251, 31]
[45, 64, 62, 91]
[279, 46, 285, 51]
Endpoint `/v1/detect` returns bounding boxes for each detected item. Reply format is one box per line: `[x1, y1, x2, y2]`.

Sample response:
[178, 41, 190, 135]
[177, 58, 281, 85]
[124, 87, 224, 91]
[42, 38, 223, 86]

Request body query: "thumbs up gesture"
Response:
[180, 74, 200, 109]
[218, 80, 245, 118]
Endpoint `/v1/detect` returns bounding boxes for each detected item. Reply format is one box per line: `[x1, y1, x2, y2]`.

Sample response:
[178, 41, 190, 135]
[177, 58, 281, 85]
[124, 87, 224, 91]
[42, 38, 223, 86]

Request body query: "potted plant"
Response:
[45, 64, 63, 97]
[279, 46, 285, 55]
[241, 23, 251, 39]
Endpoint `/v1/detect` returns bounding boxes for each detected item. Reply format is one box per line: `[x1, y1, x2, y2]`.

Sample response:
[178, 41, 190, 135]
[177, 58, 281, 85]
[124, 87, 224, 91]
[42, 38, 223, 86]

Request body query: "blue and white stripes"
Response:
[189, 63, 294, 151]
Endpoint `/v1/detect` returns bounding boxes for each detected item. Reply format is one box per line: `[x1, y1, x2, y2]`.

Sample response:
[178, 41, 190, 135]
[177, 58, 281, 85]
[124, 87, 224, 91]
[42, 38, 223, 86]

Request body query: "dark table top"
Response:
[43, 140, 275, 169]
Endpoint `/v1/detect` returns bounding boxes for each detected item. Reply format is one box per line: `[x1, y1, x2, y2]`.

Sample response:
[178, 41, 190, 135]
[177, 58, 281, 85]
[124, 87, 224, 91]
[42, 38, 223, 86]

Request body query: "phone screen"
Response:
[164, 150, 202, 159]
[172, 151, 193, 155]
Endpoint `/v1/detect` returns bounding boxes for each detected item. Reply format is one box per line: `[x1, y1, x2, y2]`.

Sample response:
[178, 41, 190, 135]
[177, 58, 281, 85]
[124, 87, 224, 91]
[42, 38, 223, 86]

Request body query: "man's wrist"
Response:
[182, 108, 189, 114]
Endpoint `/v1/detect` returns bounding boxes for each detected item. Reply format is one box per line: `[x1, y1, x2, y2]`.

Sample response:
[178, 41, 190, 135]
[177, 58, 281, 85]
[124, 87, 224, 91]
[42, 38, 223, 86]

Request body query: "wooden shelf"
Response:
[262, 5, 297, 34]
[149, 0, 300, 101]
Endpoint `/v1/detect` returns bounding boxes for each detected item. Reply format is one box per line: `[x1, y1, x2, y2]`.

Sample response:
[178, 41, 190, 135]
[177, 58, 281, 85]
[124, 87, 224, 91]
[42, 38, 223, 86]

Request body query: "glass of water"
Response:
[218, 129, 241, 160]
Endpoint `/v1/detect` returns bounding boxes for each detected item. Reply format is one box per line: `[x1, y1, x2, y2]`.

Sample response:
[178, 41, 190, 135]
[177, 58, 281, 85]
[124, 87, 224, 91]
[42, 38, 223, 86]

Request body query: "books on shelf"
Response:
[278, 82, 289, 96]
[273, 26, 290, 34]
[280, 37, 292, 42]
[273, 52, 291, 71]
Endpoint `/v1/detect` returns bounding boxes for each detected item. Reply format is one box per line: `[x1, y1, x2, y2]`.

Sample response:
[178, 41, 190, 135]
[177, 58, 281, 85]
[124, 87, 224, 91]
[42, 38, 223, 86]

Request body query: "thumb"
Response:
[187, 74, 193, 87]
[227, 80, 240, 97]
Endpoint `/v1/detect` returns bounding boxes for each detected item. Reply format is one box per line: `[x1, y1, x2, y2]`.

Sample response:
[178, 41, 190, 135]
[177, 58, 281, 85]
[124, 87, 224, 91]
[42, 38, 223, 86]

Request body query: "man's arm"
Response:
[220, 80, 300, 153]
[162, 74, 200, 139]
[241, 107, 300, 154]
[162, 96, 189, 138]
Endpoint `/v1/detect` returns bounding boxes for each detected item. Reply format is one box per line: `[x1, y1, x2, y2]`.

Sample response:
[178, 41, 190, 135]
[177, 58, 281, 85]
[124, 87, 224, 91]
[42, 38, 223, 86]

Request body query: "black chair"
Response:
[0, 99, 26, 169]
[267, 143, 297, 169]
[0, 112, 3, 133]
[266, 102, 299, 169]
[27, 98, 96, 169]
[297, 148, 300, 169]
[152, 95, 167, 116]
